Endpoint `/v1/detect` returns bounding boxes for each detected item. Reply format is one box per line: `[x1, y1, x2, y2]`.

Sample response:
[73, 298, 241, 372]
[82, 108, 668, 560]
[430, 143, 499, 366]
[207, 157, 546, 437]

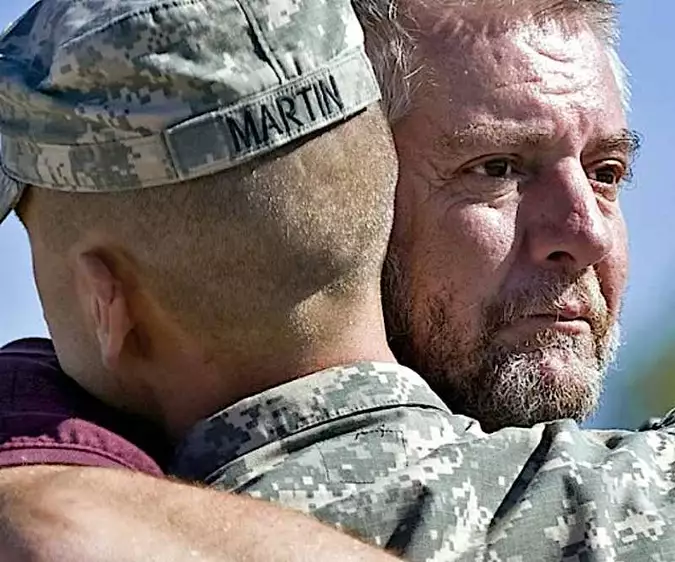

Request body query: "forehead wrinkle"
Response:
[418, 0, 593, 42]
[420, 10, 606, 93]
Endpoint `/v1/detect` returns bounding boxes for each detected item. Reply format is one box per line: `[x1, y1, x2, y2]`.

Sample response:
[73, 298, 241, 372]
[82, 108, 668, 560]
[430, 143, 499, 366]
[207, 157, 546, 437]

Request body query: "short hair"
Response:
[18, 106, 397, 350]
[353, 0, 629, 123]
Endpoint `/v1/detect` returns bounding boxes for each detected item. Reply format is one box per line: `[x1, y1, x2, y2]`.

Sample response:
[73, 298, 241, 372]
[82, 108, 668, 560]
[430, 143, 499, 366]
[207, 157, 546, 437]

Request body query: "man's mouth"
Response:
[517, 314, 591, 334]
[497, 302, 594, 343]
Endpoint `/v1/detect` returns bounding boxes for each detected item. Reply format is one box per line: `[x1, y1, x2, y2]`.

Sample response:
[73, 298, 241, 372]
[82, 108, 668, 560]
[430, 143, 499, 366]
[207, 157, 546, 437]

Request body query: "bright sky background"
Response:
[0, 1, 673, 428]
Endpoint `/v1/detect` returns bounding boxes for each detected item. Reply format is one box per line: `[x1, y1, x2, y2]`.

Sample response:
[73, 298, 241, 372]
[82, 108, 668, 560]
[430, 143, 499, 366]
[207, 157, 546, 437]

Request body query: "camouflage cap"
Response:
[0, 0, 381, 224]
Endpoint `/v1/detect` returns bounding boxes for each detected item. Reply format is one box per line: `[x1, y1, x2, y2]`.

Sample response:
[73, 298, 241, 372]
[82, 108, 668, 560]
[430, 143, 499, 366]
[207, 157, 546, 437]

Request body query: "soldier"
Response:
[0, 0, 400, 559]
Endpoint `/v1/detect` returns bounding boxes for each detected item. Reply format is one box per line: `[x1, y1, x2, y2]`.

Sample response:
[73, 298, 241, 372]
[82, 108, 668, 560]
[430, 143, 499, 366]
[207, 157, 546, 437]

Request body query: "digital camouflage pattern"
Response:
[0, 0, 380, 223]
[4, 0, 675, 559]
[173, 362, 675, 562]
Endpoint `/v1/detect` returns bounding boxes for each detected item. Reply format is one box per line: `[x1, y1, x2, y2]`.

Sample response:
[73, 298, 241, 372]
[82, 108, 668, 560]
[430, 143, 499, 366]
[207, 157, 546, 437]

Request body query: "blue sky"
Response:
[0, 1, 673, 428]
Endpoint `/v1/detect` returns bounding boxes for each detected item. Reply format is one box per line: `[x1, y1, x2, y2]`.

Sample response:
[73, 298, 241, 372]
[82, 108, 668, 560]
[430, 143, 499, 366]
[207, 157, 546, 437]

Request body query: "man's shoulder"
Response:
[0, 337, 86, 418]
[0, 337, 129, 426]
[0, 338, 166, 473]
[208, 408, 675, 560]
[172, 360, 675, 559]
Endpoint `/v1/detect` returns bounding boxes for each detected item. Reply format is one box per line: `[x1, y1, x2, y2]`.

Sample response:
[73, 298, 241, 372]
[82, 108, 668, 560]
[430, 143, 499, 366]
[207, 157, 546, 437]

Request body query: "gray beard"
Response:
[382, 252, 621, 433]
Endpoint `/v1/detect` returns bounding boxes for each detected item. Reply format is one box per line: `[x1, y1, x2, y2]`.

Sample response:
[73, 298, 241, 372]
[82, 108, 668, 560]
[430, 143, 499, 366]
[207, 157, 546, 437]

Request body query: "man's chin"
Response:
[435, 344, 605, 432]
[536, 346, 597, 381]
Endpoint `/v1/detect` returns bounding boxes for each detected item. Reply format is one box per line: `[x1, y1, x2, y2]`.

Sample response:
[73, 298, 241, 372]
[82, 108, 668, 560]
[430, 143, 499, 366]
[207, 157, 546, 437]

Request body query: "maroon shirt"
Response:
[0, 338, 165, 475]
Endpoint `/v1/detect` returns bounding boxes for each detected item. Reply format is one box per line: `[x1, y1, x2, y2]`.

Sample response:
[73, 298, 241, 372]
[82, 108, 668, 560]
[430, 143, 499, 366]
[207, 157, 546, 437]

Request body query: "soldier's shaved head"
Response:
[2, 0, 397, 435]
[19, 108, 396, 388]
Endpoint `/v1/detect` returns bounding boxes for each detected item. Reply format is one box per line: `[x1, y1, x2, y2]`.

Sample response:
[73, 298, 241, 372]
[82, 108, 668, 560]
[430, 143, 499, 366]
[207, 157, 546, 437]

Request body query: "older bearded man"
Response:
[358, 0, 637, 431]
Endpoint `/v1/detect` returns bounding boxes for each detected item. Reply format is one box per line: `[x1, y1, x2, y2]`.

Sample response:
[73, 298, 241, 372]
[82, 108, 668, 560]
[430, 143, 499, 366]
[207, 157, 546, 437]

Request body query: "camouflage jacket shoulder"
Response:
[172, 363, 675, 562]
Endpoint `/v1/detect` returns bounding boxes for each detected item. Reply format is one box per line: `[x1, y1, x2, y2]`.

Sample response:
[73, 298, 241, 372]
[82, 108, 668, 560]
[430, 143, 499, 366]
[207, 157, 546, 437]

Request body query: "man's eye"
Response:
[588, 163, 624, 186]
[469, 158, 518, 178]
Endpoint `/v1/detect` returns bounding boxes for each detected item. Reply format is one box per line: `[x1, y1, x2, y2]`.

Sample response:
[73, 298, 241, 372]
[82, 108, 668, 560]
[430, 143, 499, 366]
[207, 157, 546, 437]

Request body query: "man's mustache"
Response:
[484, 271, 610, 338]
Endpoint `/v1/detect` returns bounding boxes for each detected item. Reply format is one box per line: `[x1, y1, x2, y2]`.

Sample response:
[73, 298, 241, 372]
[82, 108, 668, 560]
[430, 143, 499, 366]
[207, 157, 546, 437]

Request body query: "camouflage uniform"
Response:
[3, 1, 675, 561]
[173, 362, 675, 561]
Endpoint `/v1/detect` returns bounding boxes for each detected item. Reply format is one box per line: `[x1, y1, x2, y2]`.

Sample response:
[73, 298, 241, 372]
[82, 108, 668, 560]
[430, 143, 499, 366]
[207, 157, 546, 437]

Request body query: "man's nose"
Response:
[523, 159, 614, 271]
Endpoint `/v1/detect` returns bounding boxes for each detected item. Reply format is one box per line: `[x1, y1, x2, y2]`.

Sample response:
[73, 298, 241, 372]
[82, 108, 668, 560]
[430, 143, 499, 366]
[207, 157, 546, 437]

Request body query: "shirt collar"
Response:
[170, 361, 447, 481]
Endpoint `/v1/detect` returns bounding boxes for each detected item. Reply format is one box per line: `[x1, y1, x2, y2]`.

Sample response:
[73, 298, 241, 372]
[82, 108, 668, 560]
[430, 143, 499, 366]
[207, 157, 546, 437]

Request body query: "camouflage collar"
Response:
[170, 362, 448, 482]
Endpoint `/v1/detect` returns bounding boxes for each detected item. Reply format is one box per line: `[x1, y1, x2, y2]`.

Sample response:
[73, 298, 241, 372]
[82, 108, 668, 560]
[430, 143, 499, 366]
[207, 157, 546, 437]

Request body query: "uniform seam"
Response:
[233, 0, 286, 83]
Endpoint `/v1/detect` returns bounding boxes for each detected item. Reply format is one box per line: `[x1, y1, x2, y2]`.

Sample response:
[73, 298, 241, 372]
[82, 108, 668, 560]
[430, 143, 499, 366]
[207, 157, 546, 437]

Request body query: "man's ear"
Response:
[74, 252, 134, 371]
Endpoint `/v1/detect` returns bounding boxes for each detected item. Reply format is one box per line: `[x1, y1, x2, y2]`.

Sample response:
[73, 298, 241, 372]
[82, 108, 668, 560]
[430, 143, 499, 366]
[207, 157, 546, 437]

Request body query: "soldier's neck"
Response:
[137, 295, 396, 441]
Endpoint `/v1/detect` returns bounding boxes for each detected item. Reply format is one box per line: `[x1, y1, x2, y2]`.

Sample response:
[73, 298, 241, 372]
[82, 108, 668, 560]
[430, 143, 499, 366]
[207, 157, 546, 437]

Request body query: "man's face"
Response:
[383, 15, 634, 431]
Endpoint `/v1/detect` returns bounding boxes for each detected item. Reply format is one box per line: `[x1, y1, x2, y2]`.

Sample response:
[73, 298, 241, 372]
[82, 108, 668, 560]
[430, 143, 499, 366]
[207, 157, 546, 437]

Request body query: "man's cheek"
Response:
[594, 257, 626, 322]
[597, 221, 628, 317]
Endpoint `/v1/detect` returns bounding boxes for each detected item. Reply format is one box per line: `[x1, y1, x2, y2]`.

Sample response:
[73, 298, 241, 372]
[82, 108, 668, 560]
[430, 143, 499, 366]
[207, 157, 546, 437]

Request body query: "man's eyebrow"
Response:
[432, 123, 552, 154]
[587, 129, 642, 162]
[433, 124, 642, 161]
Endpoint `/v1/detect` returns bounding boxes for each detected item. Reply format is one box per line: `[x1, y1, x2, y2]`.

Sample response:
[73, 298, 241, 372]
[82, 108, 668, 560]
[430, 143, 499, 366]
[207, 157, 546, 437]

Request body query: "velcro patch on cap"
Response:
[165, 48, 379, 180]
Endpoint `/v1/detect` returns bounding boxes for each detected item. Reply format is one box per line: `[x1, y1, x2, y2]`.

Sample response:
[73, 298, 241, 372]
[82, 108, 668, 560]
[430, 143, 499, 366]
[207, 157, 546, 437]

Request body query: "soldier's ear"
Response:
[74, 251, 134, 371]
